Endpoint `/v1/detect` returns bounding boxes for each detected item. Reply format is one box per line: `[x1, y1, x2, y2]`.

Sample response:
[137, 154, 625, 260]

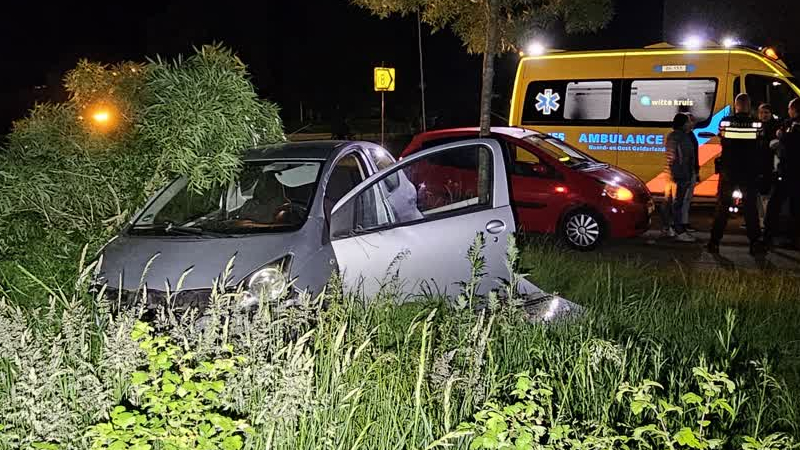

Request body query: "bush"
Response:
[0, 44, 284, 306]
[88, 322, 250, 450]
[140, 44, 284, 193]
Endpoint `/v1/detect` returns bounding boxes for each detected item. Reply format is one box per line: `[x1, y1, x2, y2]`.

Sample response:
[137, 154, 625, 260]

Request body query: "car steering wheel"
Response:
[274, 202, 307, 223]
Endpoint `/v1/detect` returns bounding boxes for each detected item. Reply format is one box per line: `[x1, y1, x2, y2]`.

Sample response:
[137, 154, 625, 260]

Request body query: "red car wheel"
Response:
[560, 208, 605, 251]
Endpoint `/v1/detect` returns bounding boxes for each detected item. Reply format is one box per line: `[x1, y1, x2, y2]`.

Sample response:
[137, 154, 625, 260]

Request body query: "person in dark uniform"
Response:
[764, 98, 800, 249]
[756, 103, 780, 227]
[707, 93, 764, 255]
[757, 104, 780, 179]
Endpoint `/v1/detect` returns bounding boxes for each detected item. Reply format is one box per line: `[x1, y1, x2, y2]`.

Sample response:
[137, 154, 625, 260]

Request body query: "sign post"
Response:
[374, 67, 395, 146]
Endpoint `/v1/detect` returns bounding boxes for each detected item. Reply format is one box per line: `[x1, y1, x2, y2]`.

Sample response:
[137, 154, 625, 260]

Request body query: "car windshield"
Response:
[130, 161, 322, 236]
[524, 135, 599, 168]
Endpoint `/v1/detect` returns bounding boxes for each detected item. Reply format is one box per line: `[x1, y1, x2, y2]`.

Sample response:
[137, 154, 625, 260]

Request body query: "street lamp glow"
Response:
[526, 41, 546, 56]
[682, 35, 703, 50]
[92, 110, 110, 123]
[722, 36, 739, 48]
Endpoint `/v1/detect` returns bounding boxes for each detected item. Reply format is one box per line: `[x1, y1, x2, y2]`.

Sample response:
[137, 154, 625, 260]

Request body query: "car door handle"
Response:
[485, 220, 506, 235]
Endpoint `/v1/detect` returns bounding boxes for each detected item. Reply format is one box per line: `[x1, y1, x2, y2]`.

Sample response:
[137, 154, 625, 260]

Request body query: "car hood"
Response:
[580, 165, 650, 200]
[97, 221, 324, 292]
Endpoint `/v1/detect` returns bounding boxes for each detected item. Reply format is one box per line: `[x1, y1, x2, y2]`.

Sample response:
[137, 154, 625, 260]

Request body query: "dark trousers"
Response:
[763, 178, 800, 244]
[658, 197, 673, 228]
[671, 179, 692, 234]
[710, 174, 761, 244]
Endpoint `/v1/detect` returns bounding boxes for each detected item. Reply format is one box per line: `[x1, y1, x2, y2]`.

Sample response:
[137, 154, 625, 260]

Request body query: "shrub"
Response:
[0, 44, 284, 306]
[88, 322, 250, 450]
[139, 44, 284, 193]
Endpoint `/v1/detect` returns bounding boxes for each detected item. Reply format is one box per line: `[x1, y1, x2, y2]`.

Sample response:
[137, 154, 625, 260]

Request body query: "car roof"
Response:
[413, 126, 542, 141]
[402, 127, 544, 158]
[242, 140, 351, 161]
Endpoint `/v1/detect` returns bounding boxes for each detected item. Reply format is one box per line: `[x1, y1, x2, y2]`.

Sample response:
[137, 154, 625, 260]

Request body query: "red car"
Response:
[401, 127, 654, 250]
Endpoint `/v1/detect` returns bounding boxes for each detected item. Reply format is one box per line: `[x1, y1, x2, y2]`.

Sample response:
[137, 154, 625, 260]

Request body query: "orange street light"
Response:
[92, 110, 111, 123]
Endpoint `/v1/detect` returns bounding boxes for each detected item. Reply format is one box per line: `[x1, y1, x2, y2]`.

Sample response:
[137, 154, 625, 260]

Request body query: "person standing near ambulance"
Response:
[680, 113, 700, 232]
[707, 94, 764, 255]
[665, 113, 697, 242]
[764, 98, 800, 249]
[756, 103, 780, 227]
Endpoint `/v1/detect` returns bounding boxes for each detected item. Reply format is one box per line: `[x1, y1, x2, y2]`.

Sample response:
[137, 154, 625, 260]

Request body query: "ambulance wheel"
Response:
[560, 208, 605, 251]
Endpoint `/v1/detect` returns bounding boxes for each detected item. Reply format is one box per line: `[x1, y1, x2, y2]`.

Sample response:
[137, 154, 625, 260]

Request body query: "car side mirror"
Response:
[517, 161, 555, 178]
[531, 164, 549, 175]
[697, 132, 716, 139]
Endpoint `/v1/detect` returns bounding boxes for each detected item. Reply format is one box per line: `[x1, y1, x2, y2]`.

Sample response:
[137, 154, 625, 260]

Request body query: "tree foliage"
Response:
[0, 44, 284, 305]
[349, 0, 613, 135]
[350, 0, 614, 53]
[140, 44, 284, 193]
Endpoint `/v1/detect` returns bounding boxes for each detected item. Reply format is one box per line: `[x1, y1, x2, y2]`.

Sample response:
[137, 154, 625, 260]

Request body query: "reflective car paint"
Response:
[98, 141, 371, 301]
[330, 139, 518, 298]
[401, 127, 653, 241]
[97, 139, 559, 315]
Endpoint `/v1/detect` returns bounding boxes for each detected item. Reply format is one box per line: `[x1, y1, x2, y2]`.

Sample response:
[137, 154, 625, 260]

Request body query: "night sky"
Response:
[1, 0, 797, 134]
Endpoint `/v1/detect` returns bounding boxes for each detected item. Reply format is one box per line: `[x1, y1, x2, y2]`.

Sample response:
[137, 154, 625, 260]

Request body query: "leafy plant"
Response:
[139, 43, 284, 193]
[616, 367, 736, 449]
[88, 321, 250, 450]
[456, 232, 487, 310]
[455, 370, 626, 450]
[1, 43, 284, 306]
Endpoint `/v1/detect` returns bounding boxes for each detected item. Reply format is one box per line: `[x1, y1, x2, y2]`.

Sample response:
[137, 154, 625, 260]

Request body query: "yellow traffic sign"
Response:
[374, 67, 395, 92]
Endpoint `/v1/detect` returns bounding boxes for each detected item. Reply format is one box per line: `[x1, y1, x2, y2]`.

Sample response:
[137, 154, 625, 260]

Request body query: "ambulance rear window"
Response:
[521, 80, 620, 125]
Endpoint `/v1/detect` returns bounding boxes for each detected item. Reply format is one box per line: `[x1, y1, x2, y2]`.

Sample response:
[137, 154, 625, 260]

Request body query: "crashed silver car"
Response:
[95, 139, 573, 317]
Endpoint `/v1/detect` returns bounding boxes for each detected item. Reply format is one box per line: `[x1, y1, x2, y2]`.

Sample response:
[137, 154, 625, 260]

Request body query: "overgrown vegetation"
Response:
[1, 38, 798, 450]
[520, 238, 800, 398]
[88, 322, 250, 449]
[0, 44, 284, 305]
[1, 238, 799, 449]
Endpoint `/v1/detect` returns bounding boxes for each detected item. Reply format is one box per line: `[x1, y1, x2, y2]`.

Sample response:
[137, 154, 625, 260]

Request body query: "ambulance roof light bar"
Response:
[682, 35, 704, 50]
[526, 41, 547, 56]
[722, 36, 740, 48]
[658, 38, 781, 59]
[762, 46, 780, 60]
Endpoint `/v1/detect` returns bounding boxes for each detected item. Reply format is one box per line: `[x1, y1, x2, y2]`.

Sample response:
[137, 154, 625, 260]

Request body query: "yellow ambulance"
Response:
[509, 42, 800, 197]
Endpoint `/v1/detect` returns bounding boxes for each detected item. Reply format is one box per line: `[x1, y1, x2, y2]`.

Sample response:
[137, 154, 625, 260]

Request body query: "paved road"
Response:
[588, 205, 800, 273]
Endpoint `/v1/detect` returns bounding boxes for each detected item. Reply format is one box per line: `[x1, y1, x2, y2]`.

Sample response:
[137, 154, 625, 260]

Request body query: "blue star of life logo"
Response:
[535, 89, 561, 115]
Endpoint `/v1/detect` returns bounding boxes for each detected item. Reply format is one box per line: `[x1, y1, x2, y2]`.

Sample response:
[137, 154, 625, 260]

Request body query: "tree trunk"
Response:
[479, 0, 500, 137]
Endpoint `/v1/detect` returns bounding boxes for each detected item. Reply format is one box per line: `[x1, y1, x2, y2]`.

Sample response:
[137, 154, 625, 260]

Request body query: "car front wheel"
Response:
[560, 209, 605, 251]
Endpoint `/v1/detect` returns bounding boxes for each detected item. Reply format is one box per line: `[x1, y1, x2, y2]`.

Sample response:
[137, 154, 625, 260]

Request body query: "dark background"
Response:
[1, 0, 798, 135]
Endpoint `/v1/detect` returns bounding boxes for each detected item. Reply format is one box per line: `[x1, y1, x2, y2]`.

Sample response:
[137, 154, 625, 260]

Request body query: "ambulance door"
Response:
[740, 72, 798, 120]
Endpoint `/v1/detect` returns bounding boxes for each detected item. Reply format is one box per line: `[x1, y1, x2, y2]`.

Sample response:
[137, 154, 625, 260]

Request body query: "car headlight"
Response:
[603, 185, 634, 202]
[240, 259, 290, 310]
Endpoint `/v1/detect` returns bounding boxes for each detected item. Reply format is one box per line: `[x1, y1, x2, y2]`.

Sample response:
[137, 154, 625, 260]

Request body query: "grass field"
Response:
[1, 238, 799, 449]
[521, 238, 800, 393]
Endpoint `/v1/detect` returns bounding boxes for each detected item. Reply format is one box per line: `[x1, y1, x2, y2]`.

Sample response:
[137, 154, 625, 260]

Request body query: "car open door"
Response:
[328, 139, 518, 299]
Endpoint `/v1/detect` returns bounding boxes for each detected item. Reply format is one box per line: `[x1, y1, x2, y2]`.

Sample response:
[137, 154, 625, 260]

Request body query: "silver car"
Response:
[96, 139, 559, 314]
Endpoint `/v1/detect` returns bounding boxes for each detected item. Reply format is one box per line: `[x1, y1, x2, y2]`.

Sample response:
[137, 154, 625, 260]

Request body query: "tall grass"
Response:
[1, 240, 799, 449]
[521, 238, 800, 394]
